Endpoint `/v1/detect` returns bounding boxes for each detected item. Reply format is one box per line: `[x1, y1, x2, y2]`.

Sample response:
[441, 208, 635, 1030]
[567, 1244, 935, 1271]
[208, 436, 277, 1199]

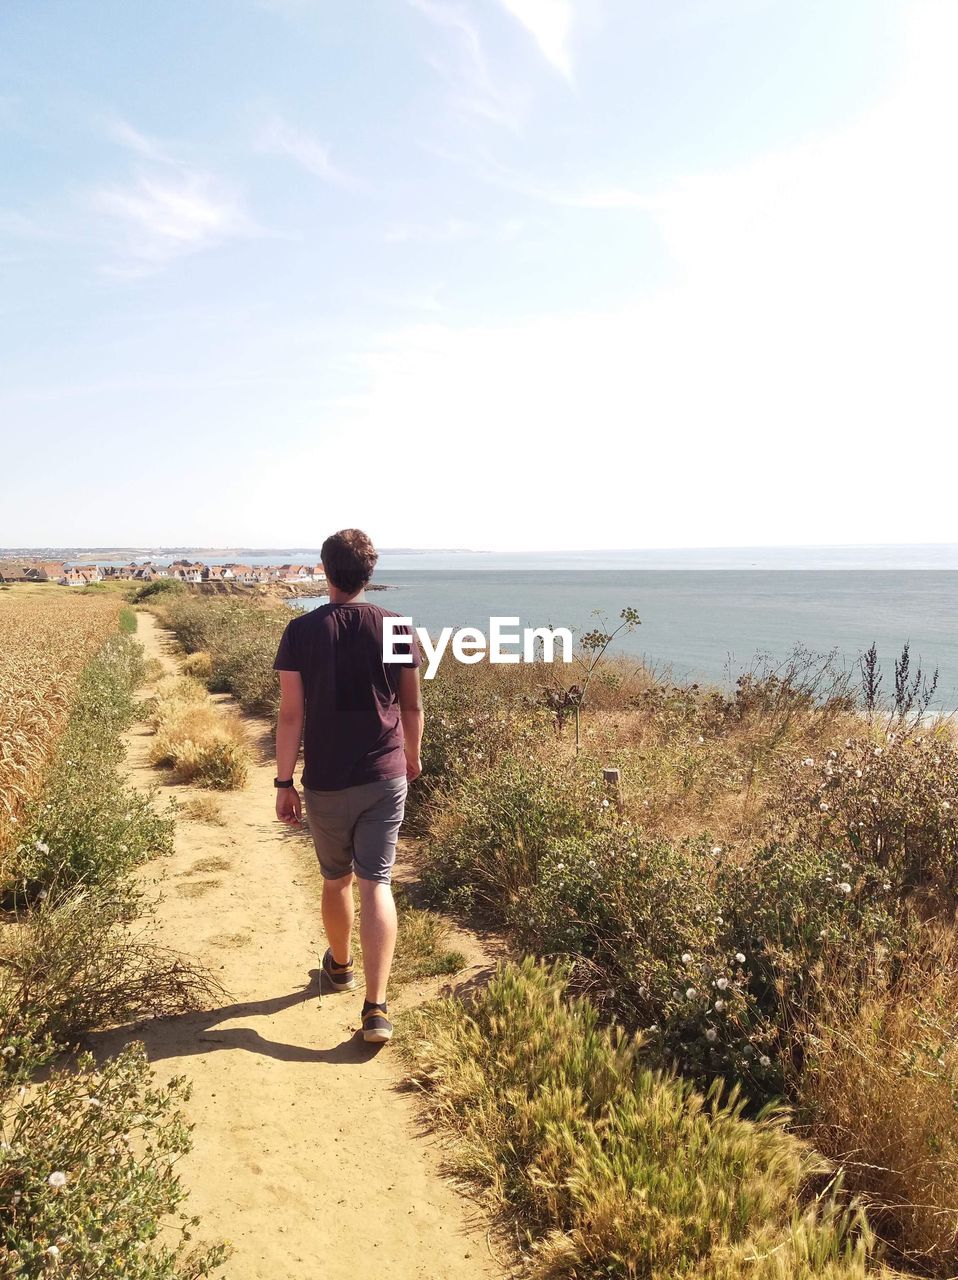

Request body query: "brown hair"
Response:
[320, 528, 378, 594]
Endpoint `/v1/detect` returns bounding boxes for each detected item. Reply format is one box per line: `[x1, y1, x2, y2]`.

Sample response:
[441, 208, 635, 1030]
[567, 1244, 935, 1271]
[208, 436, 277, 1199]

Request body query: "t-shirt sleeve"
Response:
[273, 621, 300, 672]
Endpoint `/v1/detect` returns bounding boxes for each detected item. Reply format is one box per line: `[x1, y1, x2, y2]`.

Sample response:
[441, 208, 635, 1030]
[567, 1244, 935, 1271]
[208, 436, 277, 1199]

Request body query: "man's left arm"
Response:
[275, 670, 305, 823]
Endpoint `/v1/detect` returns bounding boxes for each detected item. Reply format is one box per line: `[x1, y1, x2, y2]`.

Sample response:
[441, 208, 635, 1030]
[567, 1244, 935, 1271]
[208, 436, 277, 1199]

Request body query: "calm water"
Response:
[79, 545, 958, 710]
[297, 570, 958, 711]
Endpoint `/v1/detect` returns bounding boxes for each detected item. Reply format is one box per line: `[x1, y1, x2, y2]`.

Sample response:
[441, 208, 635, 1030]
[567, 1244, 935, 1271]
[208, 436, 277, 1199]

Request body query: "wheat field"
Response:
[0, 588, 120, 855]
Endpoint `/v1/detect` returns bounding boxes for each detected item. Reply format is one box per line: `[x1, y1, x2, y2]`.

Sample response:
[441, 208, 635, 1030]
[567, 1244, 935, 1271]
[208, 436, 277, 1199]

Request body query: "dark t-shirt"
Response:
[273, 602, 420, 792]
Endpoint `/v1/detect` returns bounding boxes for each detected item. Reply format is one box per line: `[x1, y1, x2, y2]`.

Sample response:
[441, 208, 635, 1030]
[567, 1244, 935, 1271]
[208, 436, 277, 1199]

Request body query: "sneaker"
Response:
[321, 948, 356, 992]
[361, 1001, 393, 1044]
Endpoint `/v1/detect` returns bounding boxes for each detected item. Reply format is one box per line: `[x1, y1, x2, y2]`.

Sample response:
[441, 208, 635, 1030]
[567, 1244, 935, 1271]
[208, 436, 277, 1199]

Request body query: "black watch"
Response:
[274, 777, 295, 789]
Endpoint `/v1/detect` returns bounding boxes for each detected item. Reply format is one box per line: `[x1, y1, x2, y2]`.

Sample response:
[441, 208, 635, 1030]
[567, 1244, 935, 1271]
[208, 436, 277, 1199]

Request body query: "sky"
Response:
[1, 0, 956, 551]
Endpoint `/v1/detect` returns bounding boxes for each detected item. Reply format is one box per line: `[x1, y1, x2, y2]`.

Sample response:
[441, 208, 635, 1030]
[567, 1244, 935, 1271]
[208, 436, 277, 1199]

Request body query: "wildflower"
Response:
[45, 1245, 60, 1259]
[716, 977, 729, 990]
[35, 840, 49, 854]
[854, 769, 862, 777]
[697, 735, 705, 744]
[735, 952, 746, 964]
[601, 798, 610, 808]
[47, 1171, 68, 1189]
[705, 1027, 718, 1043]
[883, 882, 891, 891]
[819, 801, 829, 811]
[685, 987, 697, 999]
[759, 1054, 772, 1068]
[943, 801, 952, 812]
[588, 859, 596, 869]
[829, 750, 837, 758]
[874, 746, 883, 756]
[802, 757, 814, 767]
[710, 845, 722, 855]
[1, 1046, 15, 1058]
[716, 914, 724, 924]
[87, 1097, 102, 1109]
[38, 889, 48, 900]
[838, 882, 852, 894]
[714, 999, 726, 1012]
[555, 862, 564, 871]
[681, 952, 692, 965]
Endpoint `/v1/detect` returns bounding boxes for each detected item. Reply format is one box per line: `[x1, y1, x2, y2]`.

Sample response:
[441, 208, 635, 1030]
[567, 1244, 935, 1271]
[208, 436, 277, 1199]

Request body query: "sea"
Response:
[89, 546, 958, 712]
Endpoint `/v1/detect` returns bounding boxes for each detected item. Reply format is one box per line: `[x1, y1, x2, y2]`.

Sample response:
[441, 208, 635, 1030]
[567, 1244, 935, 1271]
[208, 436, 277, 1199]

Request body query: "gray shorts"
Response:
[303, 776, 408, 884]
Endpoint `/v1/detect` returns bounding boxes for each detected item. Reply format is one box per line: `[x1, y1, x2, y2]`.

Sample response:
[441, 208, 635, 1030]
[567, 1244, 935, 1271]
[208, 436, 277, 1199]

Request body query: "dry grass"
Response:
[181, 649, 213, 680]
[798, 932, 958, 1270]
[0, 885, 223, 1053]
[180, 794, 228, 825]
[148, 675, 251, 789]
[403, 958, 905, 1280]
[0, 590, 120, 856]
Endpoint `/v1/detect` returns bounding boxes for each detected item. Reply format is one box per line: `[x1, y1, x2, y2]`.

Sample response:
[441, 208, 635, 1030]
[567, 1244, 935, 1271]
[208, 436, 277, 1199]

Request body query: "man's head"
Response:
[320, 528, 378, 595]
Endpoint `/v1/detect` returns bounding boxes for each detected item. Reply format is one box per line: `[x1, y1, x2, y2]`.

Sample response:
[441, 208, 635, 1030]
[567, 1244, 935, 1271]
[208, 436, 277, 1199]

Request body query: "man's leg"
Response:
[322, 872, 354, 966]
[357, 879, 397, 1004]
[352, 778, 407, 1007]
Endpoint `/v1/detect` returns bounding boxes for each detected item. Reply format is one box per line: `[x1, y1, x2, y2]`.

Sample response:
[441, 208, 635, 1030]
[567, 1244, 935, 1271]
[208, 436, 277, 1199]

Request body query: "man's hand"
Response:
[405, 754, 422, 782]
[276, 786, 302, 825]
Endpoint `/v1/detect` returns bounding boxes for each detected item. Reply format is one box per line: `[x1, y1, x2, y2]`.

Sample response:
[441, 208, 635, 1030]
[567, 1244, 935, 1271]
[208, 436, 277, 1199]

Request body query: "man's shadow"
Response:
[85, 968, 384, 1067]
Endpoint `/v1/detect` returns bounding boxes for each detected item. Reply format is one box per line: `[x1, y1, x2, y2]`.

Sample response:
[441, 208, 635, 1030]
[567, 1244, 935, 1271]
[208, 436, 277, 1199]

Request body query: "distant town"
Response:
[0, 559, 328, 588]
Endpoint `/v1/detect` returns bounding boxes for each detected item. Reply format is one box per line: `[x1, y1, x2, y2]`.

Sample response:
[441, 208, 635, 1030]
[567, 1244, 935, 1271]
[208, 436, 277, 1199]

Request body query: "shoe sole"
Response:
[363, 1027, 393, 1043]
[323, 974, 356, 992]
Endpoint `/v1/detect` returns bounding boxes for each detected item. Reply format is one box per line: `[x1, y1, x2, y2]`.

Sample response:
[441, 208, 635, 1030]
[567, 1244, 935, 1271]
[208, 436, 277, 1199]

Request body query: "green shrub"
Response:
[774, 734, 958, 907]
[0, 887, 221, 1075]
[421, 753, 907, 1100]
[420, 756, 597, 914]
[6, 636, 173, 898]
[0, 1043, 227, 1277]
[403, 958, 898, 1280]
[158, 598, 285, 716]
[130, 578, 186, 603]
[118, 607, 137, 634]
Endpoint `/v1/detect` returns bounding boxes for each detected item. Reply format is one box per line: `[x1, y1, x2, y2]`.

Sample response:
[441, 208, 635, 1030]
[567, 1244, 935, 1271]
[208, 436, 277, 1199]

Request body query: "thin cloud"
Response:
[497, 0, 575, 79]
[254, 114, 359, 188]
[104, 117, 175, 164]
[384, 217, 480, 243]
[407, 0, 523, 128]
[93, 121, 254, 272]
[425, 142, 654, 211]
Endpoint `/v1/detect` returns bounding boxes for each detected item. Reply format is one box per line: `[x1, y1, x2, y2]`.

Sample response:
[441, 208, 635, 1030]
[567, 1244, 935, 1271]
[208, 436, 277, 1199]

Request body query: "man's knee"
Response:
[357, 875, 392, 897]
[322, 871, 354, 890]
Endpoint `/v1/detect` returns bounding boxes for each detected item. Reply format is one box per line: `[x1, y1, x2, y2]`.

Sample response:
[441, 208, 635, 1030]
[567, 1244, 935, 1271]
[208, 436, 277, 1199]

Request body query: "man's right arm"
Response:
[398, 667, 423, 781]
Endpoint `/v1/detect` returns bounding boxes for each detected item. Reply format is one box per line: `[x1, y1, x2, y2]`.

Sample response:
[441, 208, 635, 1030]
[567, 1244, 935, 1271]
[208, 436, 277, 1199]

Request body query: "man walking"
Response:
[273, 528, 423, 1044]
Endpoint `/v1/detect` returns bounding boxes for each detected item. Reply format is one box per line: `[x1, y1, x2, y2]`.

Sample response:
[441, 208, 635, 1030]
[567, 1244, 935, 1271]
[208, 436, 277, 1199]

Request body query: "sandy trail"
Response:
[91, 612, 501, 1280]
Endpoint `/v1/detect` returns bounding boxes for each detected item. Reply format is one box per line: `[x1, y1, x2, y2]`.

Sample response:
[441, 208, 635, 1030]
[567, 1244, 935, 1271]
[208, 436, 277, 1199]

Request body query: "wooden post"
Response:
[602, 767, 623, 813]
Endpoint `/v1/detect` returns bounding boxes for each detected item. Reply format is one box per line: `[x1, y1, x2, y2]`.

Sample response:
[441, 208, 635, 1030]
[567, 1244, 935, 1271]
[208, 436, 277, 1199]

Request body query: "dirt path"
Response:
[92, 613, 501, 1280]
